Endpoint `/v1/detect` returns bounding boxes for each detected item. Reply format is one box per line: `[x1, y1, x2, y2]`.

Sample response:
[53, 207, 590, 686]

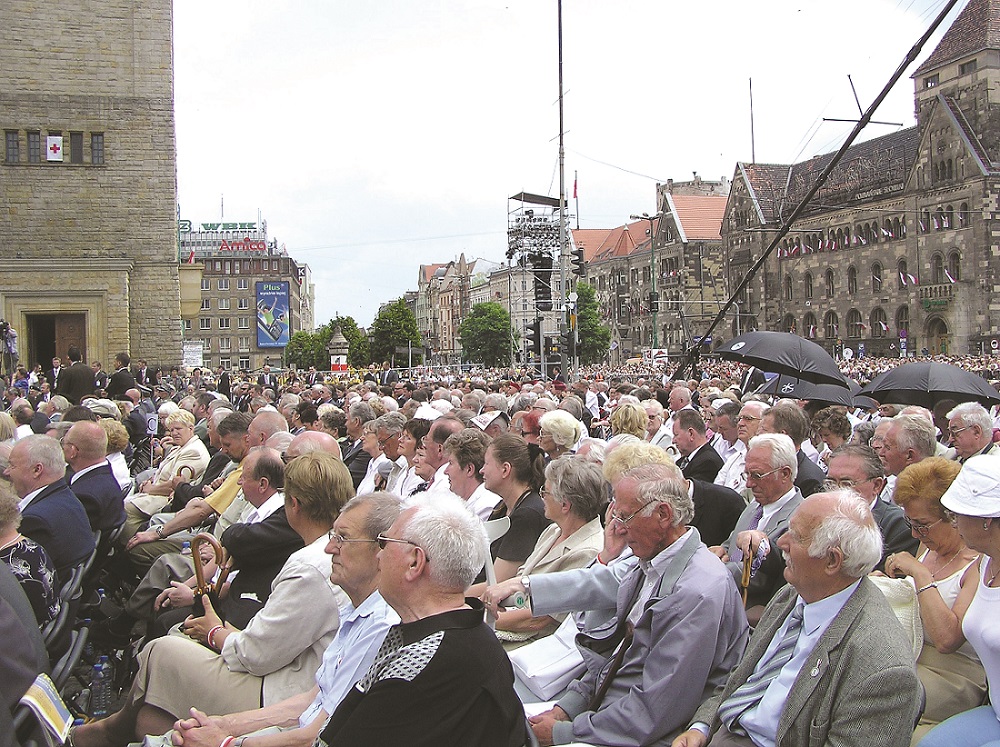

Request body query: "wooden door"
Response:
[55, 314, 87, 361]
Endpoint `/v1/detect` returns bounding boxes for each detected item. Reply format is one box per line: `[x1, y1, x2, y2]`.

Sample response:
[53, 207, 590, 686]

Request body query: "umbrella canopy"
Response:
[718, 331, 850, 387]
[858, 362, 1000, 409]
[755, 375, 874, 409]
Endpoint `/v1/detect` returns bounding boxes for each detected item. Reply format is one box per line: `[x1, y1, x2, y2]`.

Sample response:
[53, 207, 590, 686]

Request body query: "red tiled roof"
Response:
[421, 263, 447, 283]
[914, 0, 1000, 76]
[571, 228, 616, 262]
[668, 195, 727, 240]
[585, 219, 658, 262]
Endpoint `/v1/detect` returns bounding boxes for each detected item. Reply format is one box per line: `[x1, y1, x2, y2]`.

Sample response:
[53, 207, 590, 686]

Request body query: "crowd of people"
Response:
[4, 348, 1000, 746]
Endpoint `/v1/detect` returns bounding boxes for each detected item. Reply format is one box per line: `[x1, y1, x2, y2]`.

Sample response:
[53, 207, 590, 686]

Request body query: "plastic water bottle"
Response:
[181, 541, 191, 556]
[90, 655, 114, 718]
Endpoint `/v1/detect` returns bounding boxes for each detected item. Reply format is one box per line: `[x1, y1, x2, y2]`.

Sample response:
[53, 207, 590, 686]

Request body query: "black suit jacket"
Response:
[341, 440, 372, 490]
[681, 444, 725, 483]
[20, 479, 95, 579]
[257, 374, 278, 390]
[59, 361, 96, 405]
[796, 450, 826, 498]
[872, 497, 920, 572]
[105, 368, 136, 400]
[216, 371, 231, 399]
[690, 480, 747, 547]
[220, 506, 304, 629]
[69, 463, 126, 531]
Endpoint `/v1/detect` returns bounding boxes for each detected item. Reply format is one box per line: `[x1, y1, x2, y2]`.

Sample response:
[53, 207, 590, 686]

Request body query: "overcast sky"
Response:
[173, 0, 957, 329]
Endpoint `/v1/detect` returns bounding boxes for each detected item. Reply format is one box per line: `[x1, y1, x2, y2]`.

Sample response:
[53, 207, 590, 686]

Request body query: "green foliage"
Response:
[575, 282, 611, 364]
[283, 315, 370, 370]
[369, 299, 422, 365]
[459, 302, 514, 368]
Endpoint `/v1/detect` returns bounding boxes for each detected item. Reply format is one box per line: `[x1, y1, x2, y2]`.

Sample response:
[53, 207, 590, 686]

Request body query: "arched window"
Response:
[946, 205, 954, 230]
[836, 228, 844, 250]
[933, 162, 940, 183]
[845, 226, 852, 247]
[932, 253, 945, 285]
[935, 208, 945, 231]
[805, 272, 814, 300]
[883, 218, 893, 240]
[783, 314, 797, 334]
[959, 202, 969, 227]
[897, 218, 905, 238]
[848, 266, 858, 295]
[872, 262, 883, 292]
[921, 211, 931, 233]
[824, 311, 839, 339]
[948, 251, 961, 282]
[946, 159, 953, 180]
[898, 258, 909, 289]
[825, 269, 835, 298]
[784, 275, 793, 301]
[896, 306, 909, 335]
[847, 309, 863, 338]
[855, 224, 865, 244]
[804, 312, 818, 339]
[871, 307, 888, 338]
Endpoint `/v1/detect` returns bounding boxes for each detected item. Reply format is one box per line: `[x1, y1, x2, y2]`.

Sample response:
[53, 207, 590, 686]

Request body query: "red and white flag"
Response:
[187, 249, 196, 264]
[46, 135, 63, 162]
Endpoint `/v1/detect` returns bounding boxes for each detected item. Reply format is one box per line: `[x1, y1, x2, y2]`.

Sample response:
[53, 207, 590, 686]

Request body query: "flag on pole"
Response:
[187, 249, 195, 264]
[907, 273, 919, 286]
[899, 271, 907, 286]
[878, 321, 889, 332]
[573, 175, 578, 199]
[944, 268, 956, 284]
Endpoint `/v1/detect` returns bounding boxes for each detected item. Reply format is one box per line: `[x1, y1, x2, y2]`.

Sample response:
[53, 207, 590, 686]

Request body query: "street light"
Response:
[630, 212, 663, 348]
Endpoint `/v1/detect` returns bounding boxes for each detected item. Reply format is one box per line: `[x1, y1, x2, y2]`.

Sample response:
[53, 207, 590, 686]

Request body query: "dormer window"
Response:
[959, 59, 977, 75]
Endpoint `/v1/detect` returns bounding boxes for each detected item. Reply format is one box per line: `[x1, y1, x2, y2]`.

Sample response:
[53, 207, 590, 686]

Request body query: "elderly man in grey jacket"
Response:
[487, 462, 748, 746]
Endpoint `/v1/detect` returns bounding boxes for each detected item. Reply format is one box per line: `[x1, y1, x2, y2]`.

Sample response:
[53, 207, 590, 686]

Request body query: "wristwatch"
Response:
[154, 525, 165, 538]
[520, 575, 531, 599]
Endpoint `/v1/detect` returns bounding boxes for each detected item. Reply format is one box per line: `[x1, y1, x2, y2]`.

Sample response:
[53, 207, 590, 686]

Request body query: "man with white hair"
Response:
[712, 433, 803, 621]
[879, 413, 937, 478]
[947, 401, 999, 462]
[674, 491, 920, 747]
[4, 434, 95, 578]
[489, 463, 748, 747]
[315, 494, 526, 745]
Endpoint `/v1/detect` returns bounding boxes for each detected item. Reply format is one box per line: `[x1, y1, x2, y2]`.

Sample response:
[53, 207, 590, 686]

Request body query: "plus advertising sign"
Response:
[46, 136, 63, 162]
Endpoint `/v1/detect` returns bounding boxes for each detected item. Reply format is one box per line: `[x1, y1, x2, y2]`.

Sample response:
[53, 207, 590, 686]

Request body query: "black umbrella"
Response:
[755, 375, 873, 408]
[718, 331, 850, 388]
[858, 362, 1000, 408]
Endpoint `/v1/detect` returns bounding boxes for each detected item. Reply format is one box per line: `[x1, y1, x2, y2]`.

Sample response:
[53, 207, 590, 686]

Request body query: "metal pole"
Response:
[557, 0, 569, 382]
[650, 216, 658, 349]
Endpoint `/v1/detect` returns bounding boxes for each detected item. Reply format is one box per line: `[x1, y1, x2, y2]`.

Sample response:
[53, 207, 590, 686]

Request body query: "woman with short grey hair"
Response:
[538, 410, 582, 461]
[490, 456, 605, 644]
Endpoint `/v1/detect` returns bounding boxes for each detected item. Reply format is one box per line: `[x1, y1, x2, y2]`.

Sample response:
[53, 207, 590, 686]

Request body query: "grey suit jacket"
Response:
[694, 578, 920, 747]
[721, 489, 803, 609]
[534, 530, 749, 746]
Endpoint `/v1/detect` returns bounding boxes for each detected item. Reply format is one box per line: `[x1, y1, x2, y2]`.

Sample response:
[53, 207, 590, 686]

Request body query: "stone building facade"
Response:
[180, 220, 313, 372]
[0, 0, 183, 371]
[722, 0, 1000, 358]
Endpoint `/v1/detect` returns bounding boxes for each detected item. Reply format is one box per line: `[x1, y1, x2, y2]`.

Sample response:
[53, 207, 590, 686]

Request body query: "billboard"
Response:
[256, 281, 291, 348]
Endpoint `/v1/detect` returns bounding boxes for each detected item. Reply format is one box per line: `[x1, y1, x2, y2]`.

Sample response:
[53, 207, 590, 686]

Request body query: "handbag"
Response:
[508, 615, 586, 701]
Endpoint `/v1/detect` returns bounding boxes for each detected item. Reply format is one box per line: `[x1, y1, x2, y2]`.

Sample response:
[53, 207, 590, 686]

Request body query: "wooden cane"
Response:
[191, 532, 223, 617]
[741, 552, 753, 606]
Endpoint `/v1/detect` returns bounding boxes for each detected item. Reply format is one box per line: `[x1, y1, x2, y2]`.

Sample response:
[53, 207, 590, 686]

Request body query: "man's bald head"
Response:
[286, 430, 342, 461]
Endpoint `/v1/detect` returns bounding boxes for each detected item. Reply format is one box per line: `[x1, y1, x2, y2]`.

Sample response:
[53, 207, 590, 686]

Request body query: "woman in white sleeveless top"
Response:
[884, 457, 985, 743]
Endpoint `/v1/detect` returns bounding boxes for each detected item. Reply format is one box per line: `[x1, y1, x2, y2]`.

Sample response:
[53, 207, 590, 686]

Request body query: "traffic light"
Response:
[571, 248, 585, 277]
[532, 253, 553, 312]
[562, 327, 577, 357]
[648, 291, 659, 313]
[526, 317, 542, 357]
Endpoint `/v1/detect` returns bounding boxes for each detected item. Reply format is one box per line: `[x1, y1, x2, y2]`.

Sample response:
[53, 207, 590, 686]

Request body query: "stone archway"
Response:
[926, 317, 949, 355]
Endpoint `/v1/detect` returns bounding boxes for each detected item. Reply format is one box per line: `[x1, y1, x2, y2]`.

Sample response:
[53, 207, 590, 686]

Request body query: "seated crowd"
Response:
[5, 356, 1000, 747]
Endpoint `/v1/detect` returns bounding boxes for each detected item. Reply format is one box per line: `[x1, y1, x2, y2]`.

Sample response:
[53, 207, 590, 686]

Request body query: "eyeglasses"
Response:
[327, 531, 379, 547]
[377, 433, 399, 447]
[948, 425, 971, 437]
[905, 517, 945, 537]
[376, 534, 430, 559]
[737, 414, 761, 423]
[609, 500, 654, 526]
[822, 476, 876, 491]
[743, 467, 782, 482]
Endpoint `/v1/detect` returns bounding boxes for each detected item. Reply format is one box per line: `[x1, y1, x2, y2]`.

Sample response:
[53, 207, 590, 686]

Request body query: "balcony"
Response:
[917, 283, 954, 302]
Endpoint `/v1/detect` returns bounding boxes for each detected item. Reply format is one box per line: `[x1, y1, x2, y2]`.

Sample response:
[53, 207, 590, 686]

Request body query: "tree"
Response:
[575, 282, 611, 364]
[459, 302, 514, 368]
[369, 299, 421, 365]
[283, 315, 370, 370]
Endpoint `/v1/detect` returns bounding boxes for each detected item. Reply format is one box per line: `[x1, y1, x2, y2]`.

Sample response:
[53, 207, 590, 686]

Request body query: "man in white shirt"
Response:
[419, 416, 464, 500]
[708, 400, 742, 463]
[714, 401, 770, 496]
